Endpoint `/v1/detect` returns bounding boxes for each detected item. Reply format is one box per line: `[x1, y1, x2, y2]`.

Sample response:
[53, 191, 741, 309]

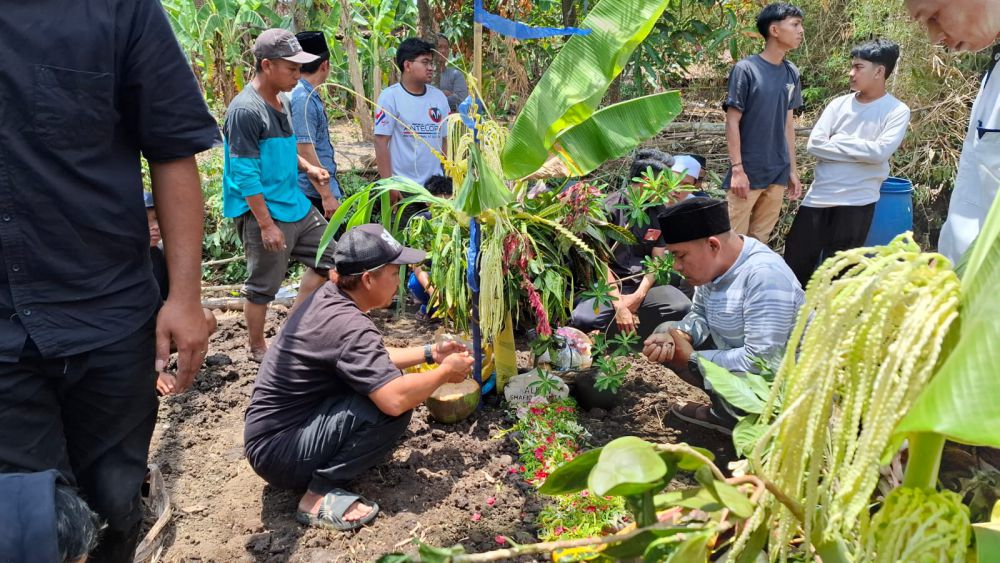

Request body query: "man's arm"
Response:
[786, 109, 802, 200]
[245, 194, 285, 252]
[698, 269, 801, 373]
[374, 135, 393, 179]
[807, 106, 911, 164]
[387, 340, 467, 369]
[150, 157, 209, 391]
[725, 107, 750, 199]
[369, 352, 473, 416]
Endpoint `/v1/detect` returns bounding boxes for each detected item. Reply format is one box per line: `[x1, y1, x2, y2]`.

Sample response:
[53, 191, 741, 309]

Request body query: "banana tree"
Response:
[500, 0, 682, 180]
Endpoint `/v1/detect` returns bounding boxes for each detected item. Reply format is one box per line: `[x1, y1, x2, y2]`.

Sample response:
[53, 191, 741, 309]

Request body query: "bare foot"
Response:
[298, 490, 373, 522]
[249, 346, 267, 363]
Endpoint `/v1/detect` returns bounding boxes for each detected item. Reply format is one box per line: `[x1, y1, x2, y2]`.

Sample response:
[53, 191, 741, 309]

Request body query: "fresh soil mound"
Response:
[148, 305, 732, 561]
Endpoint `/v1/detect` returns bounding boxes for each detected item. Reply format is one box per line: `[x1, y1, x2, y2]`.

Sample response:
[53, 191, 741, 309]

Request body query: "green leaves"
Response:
[698, 358, 767, 414]
[553, 92, 683, 177]
[589, 437, 667, 496]
[894, 192, 1000, 446]
[454, 144, 513, 217]
[500, 0, 674, 179]
[539, 447, 603, 495]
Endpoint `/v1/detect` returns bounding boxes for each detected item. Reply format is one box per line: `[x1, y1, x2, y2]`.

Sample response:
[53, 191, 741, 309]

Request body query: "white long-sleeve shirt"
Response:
[802, 92, 911, 208]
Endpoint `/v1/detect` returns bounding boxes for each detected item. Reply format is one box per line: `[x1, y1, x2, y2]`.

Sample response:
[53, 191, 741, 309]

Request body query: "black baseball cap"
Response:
[334, 224, 426, 275]
[295, 31, 329, 58]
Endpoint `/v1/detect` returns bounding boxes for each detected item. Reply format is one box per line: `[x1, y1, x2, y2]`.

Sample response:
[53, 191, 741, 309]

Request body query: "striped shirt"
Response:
[674, 237, 804, 373]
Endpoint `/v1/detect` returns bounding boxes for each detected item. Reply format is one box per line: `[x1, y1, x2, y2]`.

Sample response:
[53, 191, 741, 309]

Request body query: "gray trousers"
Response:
[570, 284, 691, 346]
[246, 393, 411, 495]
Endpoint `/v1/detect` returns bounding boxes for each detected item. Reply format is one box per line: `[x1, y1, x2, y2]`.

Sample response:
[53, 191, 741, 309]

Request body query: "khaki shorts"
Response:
[235, 208, 336, 304]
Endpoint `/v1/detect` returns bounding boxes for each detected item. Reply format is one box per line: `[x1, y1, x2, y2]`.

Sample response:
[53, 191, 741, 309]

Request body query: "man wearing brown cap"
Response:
[244, 224, 473, 530]
[222, 29, 338, 362]
[642, 198, 803, 433]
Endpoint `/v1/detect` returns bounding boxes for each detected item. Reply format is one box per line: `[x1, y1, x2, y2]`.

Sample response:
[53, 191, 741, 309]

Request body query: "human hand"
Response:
[614, 305, 637, 334]
[156, 372, 176, 396]
[432, 340, 469, 364]
[668, 329, 694, 369]
[306, 165, 331, 190]
[787, 172, 803, 200]
[156, 298, 209, 392]
[620, 292, 643, 314]
[444, 89, 454, 97]
[389, 189, 402, 205]
[321, 194, 340, 219]
[642, 332, 676, 364]
[730, 169, 750, 199]
[260, 223, 286, 252]
[441, 351, 474, 383]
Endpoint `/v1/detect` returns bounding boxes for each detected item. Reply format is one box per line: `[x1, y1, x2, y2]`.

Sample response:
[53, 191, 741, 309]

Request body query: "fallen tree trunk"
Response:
[201, 297, 295, 311]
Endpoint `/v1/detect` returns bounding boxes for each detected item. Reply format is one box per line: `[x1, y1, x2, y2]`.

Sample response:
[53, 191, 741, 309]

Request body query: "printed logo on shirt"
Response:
[375, 110, 387, 125]
[643, 229, 661, 242]
[428, 106, 444, 123]
[785, 83, 795, 104]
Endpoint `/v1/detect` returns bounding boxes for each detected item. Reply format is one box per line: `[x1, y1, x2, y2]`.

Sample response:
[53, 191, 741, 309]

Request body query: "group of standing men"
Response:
[0, 0, 996, 559]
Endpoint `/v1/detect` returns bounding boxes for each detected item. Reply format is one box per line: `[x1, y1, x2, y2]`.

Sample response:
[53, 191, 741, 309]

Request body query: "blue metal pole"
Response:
[467, 217, 483, 386]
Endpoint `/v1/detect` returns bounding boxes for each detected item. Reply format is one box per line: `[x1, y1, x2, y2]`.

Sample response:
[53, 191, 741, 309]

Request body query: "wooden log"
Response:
[200, 297, 295, 311]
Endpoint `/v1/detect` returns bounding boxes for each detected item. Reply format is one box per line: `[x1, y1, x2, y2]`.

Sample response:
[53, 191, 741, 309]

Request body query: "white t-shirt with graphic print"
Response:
[374, 83, 449, 186]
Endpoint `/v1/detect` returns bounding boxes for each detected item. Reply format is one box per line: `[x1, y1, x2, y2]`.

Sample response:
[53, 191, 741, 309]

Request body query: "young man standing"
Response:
[723, 3, 805, 244]
[222, 29, 337, 362]
[437, 34, 470, 112]
[290, 31, 342, 219]
[374, 38, 450, 203]
[784, 40, 911, 286]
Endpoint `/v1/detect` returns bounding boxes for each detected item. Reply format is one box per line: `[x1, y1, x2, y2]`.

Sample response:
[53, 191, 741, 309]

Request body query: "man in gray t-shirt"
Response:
[723, 3, 805, 244]
[436, 34, 469, 112]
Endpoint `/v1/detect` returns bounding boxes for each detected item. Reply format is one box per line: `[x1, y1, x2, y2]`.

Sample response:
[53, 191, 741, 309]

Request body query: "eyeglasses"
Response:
[415, 58, 436, 69]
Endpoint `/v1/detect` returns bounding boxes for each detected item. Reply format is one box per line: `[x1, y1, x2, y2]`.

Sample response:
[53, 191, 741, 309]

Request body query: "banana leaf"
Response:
[893, 191, 1000, 446]
[454, 144, 512, 217]
[500, 0, 672, 180]
[553, 92, 683, 177]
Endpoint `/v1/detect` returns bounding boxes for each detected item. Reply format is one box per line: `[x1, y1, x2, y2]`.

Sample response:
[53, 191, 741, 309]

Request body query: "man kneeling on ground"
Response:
[642, 198, 803, 434]
[243, 224, 473, 531]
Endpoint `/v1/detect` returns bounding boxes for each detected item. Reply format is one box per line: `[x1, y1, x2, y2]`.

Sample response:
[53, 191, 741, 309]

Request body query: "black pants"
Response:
[570, 284, 691, 346]
[0, 315, 158, 563]
[245, 393, 411, 495]
[783, 203, 876, 287]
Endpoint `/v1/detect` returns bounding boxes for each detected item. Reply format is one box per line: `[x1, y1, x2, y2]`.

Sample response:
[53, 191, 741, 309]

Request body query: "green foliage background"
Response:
[159, 0, 989, 281]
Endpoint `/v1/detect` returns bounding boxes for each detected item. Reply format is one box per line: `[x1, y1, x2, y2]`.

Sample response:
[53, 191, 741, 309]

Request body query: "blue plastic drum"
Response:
[864, 177, 913, 246]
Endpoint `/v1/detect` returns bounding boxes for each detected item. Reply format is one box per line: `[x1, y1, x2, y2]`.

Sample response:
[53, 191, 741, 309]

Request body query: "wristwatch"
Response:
[424, 344, 435, 365]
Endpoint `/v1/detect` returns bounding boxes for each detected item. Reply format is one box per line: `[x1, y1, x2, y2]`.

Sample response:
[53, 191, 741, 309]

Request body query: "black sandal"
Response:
[295, 488, 380, 531]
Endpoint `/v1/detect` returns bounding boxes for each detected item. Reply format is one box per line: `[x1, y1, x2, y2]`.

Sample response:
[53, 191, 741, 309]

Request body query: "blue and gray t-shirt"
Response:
[222, 85, 312, 222]
[722, 55, 803, 190]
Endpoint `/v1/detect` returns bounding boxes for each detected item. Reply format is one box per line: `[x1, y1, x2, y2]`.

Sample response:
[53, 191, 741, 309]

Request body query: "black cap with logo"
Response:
[334, 224, 427, 275]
